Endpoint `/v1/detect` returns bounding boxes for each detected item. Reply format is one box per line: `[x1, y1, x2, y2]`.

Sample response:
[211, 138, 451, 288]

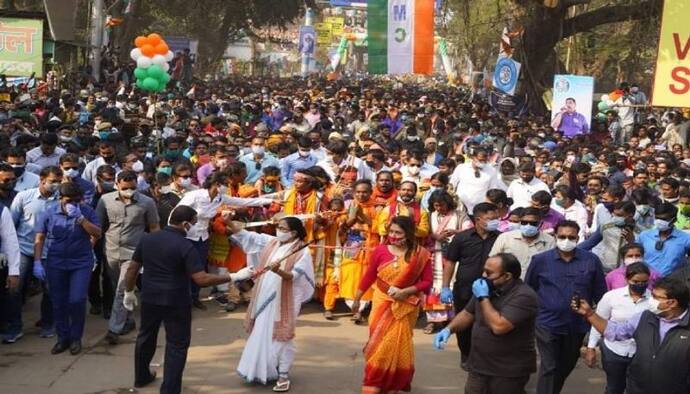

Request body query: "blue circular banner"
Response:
[493, 57, 519, 95]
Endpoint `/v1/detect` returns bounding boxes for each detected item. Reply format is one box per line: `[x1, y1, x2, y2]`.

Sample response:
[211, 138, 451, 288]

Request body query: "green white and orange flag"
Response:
[367, 0, 435, 75]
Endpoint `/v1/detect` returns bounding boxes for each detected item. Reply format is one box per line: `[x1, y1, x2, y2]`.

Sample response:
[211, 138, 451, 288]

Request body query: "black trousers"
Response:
[88, 255, 113, 312]
[135, 303, 191, 394]
[453, 295, 472, 363]
[601, 342, 632, 394]
[535, 326, 586, 394]
[465, 371, 530, 394]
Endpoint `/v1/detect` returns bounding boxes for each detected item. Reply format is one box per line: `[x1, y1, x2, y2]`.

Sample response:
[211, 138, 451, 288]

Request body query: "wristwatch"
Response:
[76, 215, 85, 225]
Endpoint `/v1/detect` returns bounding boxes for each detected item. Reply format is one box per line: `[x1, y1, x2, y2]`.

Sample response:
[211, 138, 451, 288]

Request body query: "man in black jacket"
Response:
[573, 277, 690, 394]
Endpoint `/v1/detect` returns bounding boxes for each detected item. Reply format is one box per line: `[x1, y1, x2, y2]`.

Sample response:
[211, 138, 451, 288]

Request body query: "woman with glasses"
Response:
[33, 183, 102, 355]
[605, 244, 660, 290]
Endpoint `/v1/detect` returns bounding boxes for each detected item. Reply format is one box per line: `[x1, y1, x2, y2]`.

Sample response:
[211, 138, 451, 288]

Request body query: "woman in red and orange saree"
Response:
[352, 216, 432, 394]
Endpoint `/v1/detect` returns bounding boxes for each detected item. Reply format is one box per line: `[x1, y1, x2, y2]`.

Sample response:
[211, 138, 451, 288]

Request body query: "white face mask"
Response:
[119, 188, 136, 199]
[556, 238, 577, 252]
[276, 230, 293, 242]
[408, 165, 420, 175]
[252, 146, 265, 156]
[623, 257, 643, 266]
[64, 168, 80, 178]
[179, 178, 192, 188]
[132, 160, 144, 173]
[647, 297, 667, 315]
[160, 185, 172, 194]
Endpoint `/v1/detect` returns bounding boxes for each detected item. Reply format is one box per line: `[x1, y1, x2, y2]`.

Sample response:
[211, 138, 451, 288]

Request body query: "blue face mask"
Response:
[98, 131, 111, 140]
[612, 215, 626, 227]
[520, 224, 539, 237]
[507, 222, 521, 232]
[485, 219, 500, 232]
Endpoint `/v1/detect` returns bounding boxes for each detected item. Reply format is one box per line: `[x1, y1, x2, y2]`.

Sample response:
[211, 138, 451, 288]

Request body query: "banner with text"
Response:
[651, 0, 690, 107]
[0, 18, 43, 77]
[550, 75, 594, 138]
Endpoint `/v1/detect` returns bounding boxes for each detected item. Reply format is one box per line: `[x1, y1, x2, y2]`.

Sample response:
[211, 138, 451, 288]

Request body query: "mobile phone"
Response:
[571, 291, 582, 309]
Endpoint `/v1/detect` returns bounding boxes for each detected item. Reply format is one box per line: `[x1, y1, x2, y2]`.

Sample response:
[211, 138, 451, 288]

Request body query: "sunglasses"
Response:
[556, 235, 578, 241]
[521, 220, 539, 226]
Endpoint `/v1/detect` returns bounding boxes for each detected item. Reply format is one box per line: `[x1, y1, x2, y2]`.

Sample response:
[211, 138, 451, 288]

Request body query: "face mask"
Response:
[218, 185, 228, 195]
[216, 158, 229, 169]
[132, 160, 144, 173]
[474, 161, 485, 170]
[612, 215, 626, 227]
[521, 175, 534, 183]
[179, 178, 193, 188]
[398, 194, 414, 204]
[507, 222, 521, 231]
[485, 219, 500, 232]
[60, 135, 73, 143]
[408, 165, 420, 175]
[182, 221, 193, 234]
[629, 282, 648, 295]
[158, 167, 172, 175]
[160, 185, 173, 194]
[636, 204, 650, 215]
[252, 146, 265, 156]
[366, 160, 376, 168]
[655, 219, 672, 231]
[100, 181, 115, 191]
[10, 164, 25, 177]
[98, 131, 111, 140]
[624, 257, 643, 266]
[119, 188, 136, 199]
[647, 297, 667, 315]
[556, 238, 577, 252]
[45, 182, 59, 194]
[602, 201, 615, 212]
[387, 235, 405, 245]
[520, 224, 539, 237]
[165, 149, 180, 160]
[298, 150, 311, 158]
[276, 230, 293, 242]
[554, 198, 565, 207]
[64, 168, 80, 178]
[407, 136, 419, 142]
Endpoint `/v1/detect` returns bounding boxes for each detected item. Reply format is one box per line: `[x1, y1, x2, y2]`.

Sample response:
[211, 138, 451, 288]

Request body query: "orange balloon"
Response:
[134, 36, 147, 48]
[147, 33, 162, 46]
[141, 44, 156, 57]
[155, 42, 169, 55]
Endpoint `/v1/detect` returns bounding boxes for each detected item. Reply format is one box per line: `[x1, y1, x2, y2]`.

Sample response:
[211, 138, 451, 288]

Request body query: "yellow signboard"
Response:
[651, 0, 690, 107]
[315, 22, 332, 44]
[325, 17, 345, 36]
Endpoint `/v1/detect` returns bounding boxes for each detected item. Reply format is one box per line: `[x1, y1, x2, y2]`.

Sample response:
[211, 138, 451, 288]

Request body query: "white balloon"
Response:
[130, 48, 142, 61]
[601, 94, 610, 102]
[136, 56, 152, 69]
[152, 54, 167, 66]
[163, 63, 170, 72]
[165, 50, 174, 62]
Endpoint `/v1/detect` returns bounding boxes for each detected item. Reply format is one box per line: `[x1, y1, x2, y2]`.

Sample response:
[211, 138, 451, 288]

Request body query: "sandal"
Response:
[423, 323, 435, 335]
[272, 379, 290, 392]
[352, 312, 363, 325]
[324, 310, 335, 320]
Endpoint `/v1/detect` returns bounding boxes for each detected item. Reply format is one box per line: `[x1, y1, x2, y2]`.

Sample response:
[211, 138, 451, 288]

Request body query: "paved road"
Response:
[0, 296, 606, 394]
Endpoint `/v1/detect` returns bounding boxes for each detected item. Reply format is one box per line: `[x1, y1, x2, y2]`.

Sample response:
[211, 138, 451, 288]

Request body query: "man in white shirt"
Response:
[0, 204, 22, 343]
[3, 148, 39, 192]
[552, 185, 589, 242]
[507, 162, 550, 210]
[317, 139, 373, 183]
[399, 149, 439, 183]
[26, 133, 66, 170]
[450, 147, 502, 212]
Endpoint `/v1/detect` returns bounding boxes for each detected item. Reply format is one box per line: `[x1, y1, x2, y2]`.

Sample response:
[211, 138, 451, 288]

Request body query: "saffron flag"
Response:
[367, 0, 435, 75]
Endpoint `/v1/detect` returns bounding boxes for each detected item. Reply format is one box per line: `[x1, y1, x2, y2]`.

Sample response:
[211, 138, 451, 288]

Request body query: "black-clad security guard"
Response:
[123, 205, 254, 393]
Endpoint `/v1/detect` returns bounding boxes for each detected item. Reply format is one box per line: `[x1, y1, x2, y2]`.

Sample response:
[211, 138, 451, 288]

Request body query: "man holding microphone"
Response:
[122, 205, 254, 393]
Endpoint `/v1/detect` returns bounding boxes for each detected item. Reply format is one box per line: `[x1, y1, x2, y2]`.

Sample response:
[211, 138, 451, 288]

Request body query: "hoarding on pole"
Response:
[651, 0, 690, 107]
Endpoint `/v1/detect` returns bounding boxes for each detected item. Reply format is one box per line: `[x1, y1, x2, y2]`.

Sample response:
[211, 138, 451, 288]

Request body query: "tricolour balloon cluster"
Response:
[130, 33, 173, 93]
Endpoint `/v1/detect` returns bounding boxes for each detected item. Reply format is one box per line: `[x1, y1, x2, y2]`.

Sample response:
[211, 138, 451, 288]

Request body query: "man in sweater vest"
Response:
[573, 277, 690, 394]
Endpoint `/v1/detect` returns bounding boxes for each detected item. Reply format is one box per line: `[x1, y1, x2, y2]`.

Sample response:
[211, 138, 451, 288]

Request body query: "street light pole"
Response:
[90, 0, 104, 82]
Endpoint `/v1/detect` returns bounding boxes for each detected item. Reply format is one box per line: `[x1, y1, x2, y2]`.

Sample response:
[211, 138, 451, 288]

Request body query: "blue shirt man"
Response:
[281, 138, 318, 187]
[638, 227, 690, 276]
[239, 139, 280, 184]
[10, 186, 59, 257]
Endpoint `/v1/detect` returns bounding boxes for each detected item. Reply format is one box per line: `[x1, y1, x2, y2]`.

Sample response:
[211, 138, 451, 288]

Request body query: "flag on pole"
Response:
[124, 0, 135, 14]
[367, 0, 435, 75]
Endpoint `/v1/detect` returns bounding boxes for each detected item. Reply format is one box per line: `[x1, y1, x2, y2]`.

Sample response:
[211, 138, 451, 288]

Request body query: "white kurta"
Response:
[232, 230, 314, 384]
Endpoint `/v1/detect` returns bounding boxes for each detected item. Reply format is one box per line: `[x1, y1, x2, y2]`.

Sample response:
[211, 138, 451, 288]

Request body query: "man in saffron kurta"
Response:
[282, 170, 329, 287]
[374, 181, 429, 241]
[371, 171, 397, 208]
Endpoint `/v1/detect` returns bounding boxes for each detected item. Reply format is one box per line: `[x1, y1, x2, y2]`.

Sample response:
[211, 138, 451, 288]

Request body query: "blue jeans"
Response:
[4, 255, 53, 335]
[190, 239, 209, 301]
[46, 265, 92, 344]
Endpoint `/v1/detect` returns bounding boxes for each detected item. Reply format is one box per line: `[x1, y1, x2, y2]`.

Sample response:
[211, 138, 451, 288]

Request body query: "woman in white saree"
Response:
[230, 216, 315, 392]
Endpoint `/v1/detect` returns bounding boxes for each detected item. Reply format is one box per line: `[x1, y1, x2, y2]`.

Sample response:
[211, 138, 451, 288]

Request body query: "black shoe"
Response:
[105, 331, 119, 345]
[51, 341, 70, 354]
[192, 299, 207, 310]
[121, 321, 136, 335]
[215, 294, 229, 306]
[224, 301, 237, 312]
[134, 370, 157, 388]
[89, 305, 102, 315]
[103, 309, 111, 320]
[69, 340, 82, 355]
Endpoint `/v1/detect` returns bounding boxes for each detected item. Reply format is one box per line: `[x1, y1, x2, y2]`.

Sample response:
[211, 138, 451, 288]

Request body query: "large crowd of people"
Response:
[0, 74, 689, 394]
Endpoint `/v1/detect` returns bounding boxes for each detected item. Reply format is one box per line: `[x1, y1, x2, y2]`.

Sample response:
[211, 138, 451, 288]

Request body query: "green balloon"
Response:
[596, 112, 606, 121]
[159, 72, 171, 84]
[597, 101, 609, 112]
[135, 79, 145, 89]
[142, 77, 159, 91]
[134, 67, 147, 80]
[147, 65, 165, 79]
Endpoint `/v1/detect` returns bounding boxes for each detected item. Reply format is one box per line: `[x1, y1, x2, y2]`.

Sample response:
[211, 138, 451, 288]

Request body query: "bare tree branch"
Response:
[562, 0, 663, 38]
